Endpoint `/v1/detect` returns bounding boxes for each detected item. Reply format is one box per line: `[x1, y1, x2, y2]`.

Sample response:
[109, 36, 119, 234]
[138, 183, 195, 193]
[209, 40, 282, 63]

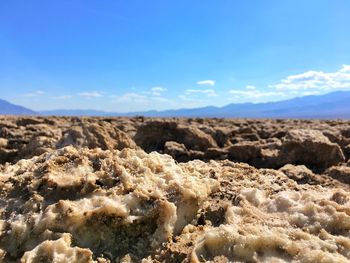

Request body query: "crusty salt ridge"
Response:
[1, 146, 350, 262]
[21, 233, 94, 263]
[2, 116, 350, 172]
[0, 146, 218, 262]
[190, 189, 350, 262]
[160, 161, 350, 262]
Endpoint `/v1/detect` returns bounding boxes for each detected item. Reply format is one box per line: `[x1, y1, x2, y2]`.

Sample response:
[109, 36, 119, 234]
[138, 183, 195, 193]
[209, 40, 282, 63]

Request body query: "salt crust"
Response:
[1, 147, 350, 262]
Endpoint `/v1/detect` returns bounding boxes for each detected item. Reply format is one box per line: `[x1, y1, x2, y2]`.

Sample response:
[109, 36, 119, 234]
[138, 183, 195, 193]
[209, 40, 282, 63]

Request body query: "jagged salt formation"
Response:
[1, 147, 350, 262]
[0, 146, 217, 262]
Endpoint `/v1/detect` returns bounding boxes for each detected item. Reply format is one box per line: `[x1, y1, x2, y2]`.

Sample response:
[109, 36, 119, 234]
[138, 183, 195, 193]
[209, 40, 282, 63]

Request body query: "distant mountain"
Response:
[4, 90, 350, 118]
[0, 99, 37, 115]
[41, 91, 350, 119]
[40, 109, 113, 116]
[216, 90, 350, 119]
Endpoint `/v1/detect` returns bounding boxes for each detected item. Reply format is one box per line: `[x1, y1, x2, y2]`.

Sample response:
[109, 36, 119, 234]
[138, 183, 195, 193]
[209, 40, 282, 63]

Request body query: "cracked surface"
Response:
[1, 116, 350, 262]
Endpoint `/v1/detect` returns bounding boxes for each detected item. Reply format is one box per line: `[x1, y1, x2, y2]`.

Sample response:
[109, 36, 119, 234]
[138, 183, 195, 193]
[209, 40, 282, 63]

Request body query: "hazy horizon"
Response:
[1, 1, 350, 112]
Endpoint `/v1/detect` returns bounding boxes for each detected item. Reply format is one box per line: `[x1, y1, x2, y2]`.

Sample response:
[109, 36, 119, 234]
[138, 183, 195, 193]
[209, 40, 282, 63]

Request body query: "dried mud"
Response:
[1, 116, 350, 262]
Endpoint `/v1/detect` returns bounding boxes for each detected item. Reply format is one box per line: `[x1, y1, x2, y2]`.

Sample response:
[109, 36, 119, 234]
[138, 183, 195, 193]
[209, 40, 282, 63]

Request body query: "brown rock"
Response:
[344, 144, 350, 159]
[227, 142, 261, 163]
[164, 141, 190, 162]
[18, 136, 57, 159]
[326, 165, 350, 184]
[134, 121, 217, 153]
[279, 164, 314, 182]
[278, 164, 336, 185]
[213, 127, 232, 147]
[204, 147, 228, 160]
[57, 123, 136, 151]
[341, 127, 350, 138]
[15, 117, 43, 126]
[0, 148, 17, 164]
[279, 129, 345, 171]
[0, 138, 8, 148]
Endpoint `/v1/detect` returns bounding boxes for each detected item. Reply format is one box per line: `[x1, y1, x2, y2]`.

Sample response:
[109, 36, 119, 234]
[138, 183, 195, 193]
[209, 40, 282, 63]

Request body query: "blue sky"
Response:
[1, 0, 350, 112]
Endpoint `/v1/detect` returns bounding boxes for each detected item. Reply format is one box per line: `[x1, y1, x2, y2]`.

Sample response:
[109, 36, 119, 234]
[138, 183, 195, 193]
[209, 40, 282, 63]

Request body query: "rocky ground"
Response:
[1, 116, 350, 262]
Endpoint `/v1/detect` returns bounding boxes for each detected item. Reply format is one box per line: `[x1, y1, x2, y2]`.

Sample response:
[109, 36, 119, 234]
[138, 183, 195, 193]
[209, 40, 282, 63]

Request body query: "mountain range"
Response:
[1, 90, 350, 118]
[0, 98, 37, 115]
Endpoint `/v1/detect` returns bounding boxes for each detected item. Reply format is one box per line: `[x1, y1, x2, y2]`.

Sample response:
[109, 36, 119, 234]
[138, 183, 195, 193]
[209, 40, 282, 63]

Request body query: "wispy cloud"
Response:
[150, 86, 167, 96]
[179, 95, 201, 102]
[53, 95, 72, 100]
[270, 65, 350, 91]
[24, 90, 45, 97]
[112, 92, 148, 103]
[245, 85, 256, 90]
[230, 65, 350, 102]
[152, 96, 172, 103]
[113, 91, 174, 104]
[137, 86, 170, 102]
[141, 86, 168, 96]
[300, 90, 322, 96]
[78, 91, 103, 98]
[196, 80, 216, 86]
[185, 89, 218, 97]
[112, 86, 173, 106]
[229, 89, 284, 99]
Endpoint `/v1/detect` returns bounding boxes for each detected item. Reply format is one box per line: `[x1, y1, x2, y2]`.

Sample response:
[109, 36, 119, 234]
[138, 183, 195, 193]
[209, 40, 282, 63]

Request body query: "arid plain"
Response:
[1, 116, 350, 262]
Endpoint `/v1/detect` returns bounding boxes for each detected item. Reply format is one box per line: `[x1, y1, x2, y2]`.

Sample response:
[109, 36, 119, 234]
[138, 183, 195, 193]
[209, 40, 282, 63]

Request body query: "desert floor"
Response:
[1, 116, 350, 262]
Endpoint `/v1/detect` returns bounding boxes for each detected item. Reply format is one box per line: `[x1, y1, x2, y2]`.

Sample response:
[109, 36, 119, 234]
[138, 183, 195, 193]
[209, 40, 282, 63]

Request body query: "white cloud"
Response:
[245, 85, 256, 90]
[113, 90, 174, 104]
[112, 91, 174, 107]
[78, 91, 103, 98]
[196, 80, 216, 86]
[151, 86, 167, 92]
[229, 89, 284, 99]
[112, 93, 148, 103]
[24, 90, 45, 97]
[53, 95, 72, 100]
[185, 89, 218, 97]
[152, 96, 172, 103]
[270, 65, 350, 91]
[141, 86, 168, 97]
[340, 64, 350, 73]
[150, 86, 167, 96]
[228, 65, 350, 102]
[300, 90, 322, 96]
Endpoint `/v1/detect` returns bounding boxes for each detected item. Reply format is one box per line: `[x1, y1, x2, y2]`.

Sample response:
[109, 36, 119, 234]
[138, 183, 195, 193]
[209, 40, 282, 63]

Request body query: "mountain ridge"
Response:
[2, 91, 350, 118]
[0, 98, 37, 115]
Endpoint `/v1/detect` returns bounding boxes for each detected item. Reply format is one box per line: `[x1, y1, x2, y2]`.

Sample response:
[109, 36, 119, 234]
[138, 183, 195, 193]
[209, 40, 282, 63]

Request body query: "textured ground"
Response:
[1, 116, 350, 262]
